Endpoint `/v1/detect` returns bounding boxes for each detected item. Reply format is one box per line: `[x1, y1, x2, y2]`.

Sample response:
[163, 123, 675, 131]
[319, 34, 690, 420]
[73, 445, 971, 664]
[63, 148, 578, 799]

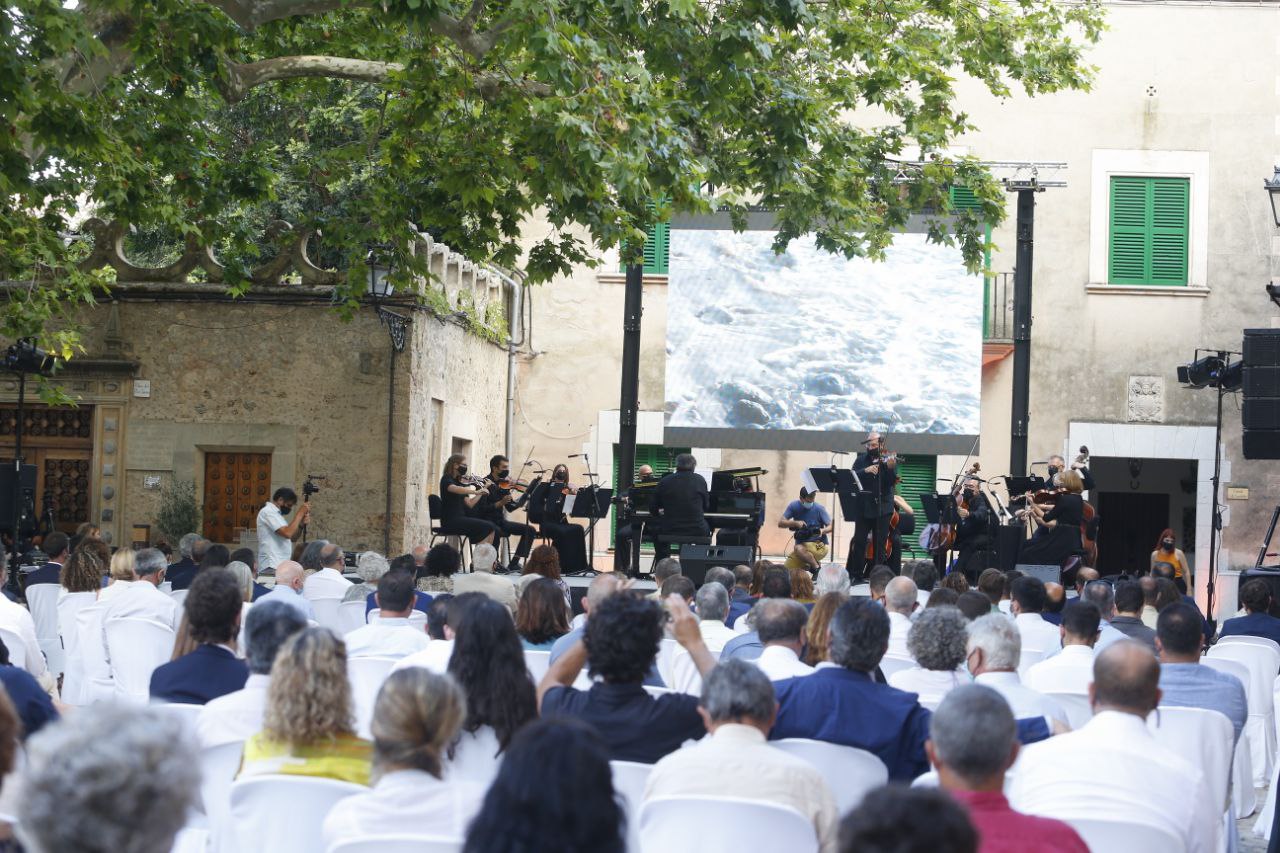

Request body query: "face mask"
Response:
[280, 504, 292, 516]
[555, 472, 567, 482]
[1162, 540, 1174, 549]
[499, 469, 510, 479]
[801, 501, 815, 509]
[458, 465, 468, 476]
[1047, 465, 1060, 477]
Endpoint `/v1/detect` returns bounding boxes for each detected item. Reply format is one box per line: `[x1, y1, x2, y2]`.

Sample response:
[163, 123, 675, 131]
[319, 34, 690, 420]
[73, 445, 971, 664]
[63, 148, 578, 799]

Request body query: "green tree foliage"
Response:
[1, 0, 1105, 353]
[155, 478, 202, 545]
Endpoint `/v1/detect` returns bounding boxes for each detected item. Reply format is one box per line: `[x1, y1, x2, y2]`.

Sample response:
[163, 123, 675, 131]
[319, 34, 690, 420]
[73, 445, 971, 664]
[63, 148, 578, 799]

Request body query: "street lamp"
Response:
[1265, 166, 1280, 227]
[366, 246, 395, 301]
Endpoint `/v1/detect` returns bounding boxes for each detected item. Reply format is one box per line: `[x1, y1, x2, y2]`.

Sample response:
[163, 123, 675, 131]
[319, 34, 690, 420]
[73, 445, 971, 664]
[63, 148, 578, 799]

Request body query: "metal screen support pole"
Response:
[1009, 188, 1035, 478]
[616, 263, 644, 574]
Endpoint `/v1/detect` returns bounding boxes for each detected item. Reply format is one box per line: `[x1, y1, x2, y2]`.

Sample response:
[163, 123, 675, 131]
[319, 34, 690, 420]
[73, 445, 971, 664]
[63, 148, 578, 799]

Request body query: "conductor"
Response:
[846, 432, 897, 583]
[651, 453, 709, 560]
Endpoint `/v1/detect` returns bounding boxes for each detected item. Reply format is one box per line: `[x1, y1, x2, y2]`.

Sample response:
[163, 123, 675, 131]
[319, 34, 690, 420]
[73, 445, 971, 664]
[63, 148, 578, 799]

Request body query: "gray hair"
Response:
[756, 598, 808, 645]
[19, 704, 199, 853]
[178, 532, 201, 559]
[695, 582, 729, 622]
[704, 566, 735, 596]
[675, 453, 697, 472]
[300, 540, 328, 572]
[319, 542, 344, 568]
[885, 576, 918, 614]
[472, 543, 498, 572]
[815, 564, 851, 597]
[244, 600, 308, 675]
[930, 684, 1017, 782]
[356, 551, 391, 583]
[907, 606, 969, 671]
[701, 659, 774, 723]
[653, 557, 682, 584]
[966, 613, 1021, 671]
[134, 548, 167, 578]
[225, 561, 254, 600]
[1083, 580, 1116, 620]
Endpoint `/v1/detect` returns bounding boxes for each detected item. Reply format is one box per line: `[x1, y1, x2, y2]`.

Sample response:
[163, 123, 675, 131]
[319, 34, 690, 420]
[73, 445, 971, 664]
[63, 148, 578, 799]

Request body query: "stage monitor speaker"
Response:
[678, 544, 754, 588]
[997, 523, 1024, 574]
[1244, 329, 1280, 367]
[1015, 564, 1061, 586]
[1245, 430, 1280, 460]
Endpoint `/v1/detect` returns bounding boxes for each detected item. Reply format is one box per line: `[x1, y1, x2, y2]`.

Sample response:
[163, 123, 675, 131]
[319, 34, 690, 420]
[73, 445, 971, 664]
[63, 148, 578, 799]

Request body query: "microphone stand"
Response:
[580, 452, 600, 573]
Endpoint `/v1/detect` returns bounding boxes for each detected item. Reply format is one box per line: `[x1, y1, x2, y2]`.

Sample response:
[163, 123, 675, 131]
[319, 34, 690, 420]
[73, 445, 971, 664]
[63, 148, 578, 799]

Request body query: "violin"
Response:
[497, 478, 530, 493]
[927, 463, 979, 554]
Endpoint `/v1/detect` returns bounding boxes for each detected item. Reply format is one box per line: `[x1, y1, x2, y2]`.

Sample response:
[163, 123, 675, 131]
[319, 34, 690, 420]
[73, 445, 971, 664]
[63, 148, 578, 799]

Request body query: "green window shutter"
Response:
[643, 222, 670, 274]
[894, 455, 938, 520]
[948, 186, 982, 211]
[609, 444, 690, 547]
[1108, 176, 1189, 286]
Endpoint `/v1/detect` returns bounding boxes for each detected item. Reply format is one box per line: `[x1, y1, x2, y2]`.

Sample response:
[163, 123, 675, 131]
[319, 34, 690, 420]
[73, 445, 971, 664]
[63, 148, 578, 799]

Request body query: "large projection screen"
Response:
[664, 218, 982, 453]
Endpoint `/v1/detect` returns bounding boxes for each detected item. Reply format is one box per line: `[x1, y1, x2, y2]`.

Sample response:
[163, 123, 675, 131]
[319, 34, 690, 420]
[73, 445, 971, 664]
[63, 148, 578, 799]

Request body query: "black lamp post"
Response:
[367, 248, 409, 555]
[3, 339, 54, 577]
[1265, 167, 1280, 227]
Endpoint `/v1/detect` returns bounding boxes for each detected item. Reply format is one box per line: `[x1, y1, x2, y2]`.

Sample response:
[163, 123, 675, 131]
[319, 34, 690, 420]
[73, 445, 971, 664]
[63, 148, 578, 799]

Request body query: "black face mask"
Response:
[1047, 465, 1060, 478]
[280, 503, 293, 516]
[1162, 539, 1174, 549]
[458, 465, 468, 476]
[555, 471, 568, 482]
[498, 469, 510, 479]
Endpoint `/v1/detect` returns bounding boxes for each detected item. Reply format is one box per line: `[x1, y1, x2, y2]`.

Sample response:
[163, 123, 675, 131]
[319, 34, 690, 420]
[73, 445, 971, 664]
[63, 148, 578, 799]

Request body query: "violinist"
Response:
[438, 454, 499, 545]
[651, 453, 710, 560]
[1017, 469, 1086, 569]
[1047, 451, 1095, 491]
[540, 463, 589, 574]
[846, 432, 898, 583]
[476, 454, 538, 573]
[950, 477, 993, 582]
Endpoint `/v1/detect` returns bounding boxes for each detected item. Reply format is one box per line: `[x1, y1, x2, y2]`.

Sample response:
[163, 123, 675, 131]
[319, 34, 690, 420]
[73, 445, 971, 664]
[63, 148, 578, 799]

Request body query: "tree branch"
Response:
[220, 55, 404, 102]
[205, 0, 359, 30]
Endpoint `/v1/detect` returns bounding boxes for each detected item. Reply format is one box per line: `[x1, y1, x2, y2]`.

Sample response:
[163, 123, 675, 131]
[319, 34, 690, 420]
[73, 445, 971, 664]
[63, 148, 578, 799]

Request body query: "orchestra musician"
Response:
[1047, 451, 1095, 491]
[949, 476, 993, 582]
[613, 465, 657, 572]
[540, 463, 589, 574]
[847, 432, 898, 583]
[1017, 468, 1087, 568]
[437, 454, 499, 545]
[475, 454, 538, 573]
[651, 453, 710, 560]
[780, 487, 832, 573]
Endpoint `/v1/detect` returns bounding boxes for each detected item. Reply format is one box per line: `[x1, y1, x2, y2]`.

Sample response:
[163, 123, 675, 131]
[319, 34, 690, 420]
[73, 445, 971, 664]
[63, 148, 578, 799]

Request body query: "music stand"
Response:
[569, 486, 613, 575]
[805, 467, 842, 565]
[1005, 475, 1044, 497]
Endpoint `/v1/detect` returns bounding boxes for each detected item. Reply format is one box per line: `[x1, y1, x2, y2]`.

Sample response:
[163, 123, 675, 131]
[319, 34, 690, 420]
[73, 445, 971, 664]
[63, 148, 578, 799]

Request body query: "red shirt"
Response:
[948, 789, 1089, 853]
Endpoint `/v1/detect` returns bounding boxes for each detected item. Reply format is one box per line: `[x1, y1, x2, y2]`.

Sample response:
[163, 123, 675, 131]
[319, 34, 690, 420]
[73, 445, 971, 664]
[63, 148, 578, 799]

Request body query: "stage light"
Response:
[3, 340, 54, 375]
[1178, 354, 1224, 388]
[1266, 166, 1280, 227]
[1220, 359, 1244, 391]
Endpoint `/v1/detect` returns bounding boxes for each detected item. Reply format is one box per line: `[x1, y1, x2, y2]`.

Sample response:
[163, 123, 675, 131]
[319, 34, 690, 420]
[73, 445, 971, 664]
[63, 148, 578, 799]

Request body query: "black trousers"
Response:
[614, 522, 645, 572]
[439, 517, 500, 544]
[542, 521, 588, 574]
[495, 518, 537, 560]
[654, 525, 711, 560]
[846, 514, 893, 582]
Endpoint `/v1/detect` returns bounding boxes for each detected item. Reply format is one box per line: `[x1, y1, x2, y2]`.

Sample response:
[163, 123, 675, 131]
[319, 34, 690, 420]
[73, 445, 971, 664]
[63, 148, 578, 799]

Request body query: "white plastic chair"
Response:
[444, 725, 502, 787]
[310, 597, 343, 632]
[169, 589, 189, 608]
[326, 836, 463, 853]
[199, 740, 244, 853]
[1150, 705, 1235, 852]
[876, 654, 915, 679]
[347, 656, 397, 739]
[104, 617, 175, 704]
[612, 760, 653, 853]
[637, 796, 818, 853]
[1199, 655, 1256, 818]
[57, 590, 97, 704]
[1063, 817, 1185, 853]
[159, 581, 173, 594]
[228, 775, 365, 853]
[153, 701, 202, 734]
[642, 685, 672, 698]
[367, 609, 428, 631]
[771, 738, 887, 814]
[1217, 634, 1280, 657]
[1208, 643, 1278, 785]
[336, 601, 368, 635]
[524, 649, 551, 684]
[0, 627, 27, 671]
[74, 602, 114, 704]
[24, 584, 62, 676]
[1045, 692, 1093, 730]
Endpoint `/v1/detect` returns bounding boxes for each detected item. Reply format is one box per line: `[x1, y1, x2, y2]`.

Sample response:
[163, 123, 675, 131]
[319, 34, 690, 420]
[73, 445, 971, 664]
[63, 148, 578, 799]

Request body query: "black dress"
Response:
[541, 482, 588, 573]
[1017, 493, 1085, 567]
[437, 475, 500, 543]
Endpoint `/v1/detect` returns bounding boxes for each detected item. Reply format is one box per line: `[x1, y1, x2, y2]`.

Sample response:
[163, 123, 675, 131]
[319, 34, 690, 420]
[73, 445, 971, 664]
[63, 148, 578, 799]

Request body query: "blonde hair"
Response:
[371, 669, 466, 781]
[804, 592, 845, 666]
[1058, 469, 1084, 494]
[789, 566, 815, 601]
[225, 561, 254, 602]
[108, 549, 136, 582]
[170, 614, 198, 661]
[263, 628, 355, 745]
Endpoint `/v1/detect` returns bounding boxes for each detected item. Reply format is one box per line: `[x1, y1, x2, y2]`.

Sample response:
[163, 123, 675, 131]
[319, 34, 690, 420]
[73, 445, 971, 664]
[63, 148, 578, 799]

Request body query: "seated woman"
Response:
[98, 548, 136, 602]
[60, 549, 105, 599]
[346, 551, 390, 603]
[240, 628, 371, 785]
[515, 578, 570, 651]
[418, 543, 459, 596]
[519, 545, 570, 608]
[886, 606, 969, 705]
[789, 566, 816, 607]
[323, 669, 482, 847]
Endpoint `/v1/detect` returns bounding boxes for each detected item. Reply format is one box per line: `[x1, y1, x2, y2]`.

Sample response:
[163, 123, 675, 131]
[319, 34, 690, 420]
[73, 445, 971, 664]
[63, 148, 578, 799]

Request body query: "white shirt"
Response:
[323, 769, 484, 849]
[344, 617, 431, 659]
[101, 580, 179, 630]
[1010, 710, 1219, 853]
[1023, 644, 1095, 696]
[886, 611, 913, 659]
[1014, 612, 1062, 654]
[255, 502, 293, 570]
[754, 645, 814, 681]
[197, 673, 270, 749]
[255, 584, 315, 620]
[303, 567, 352, 601]
[973, 670, 1067, 727]
[392, 639, 453, 674]
[0, 594, 44, 678]
[644, 724, 839, 853]
[669, 620, 739, 694]
[97, 580, 134, 603]
[998, 599, 1012, 614]
[887, 667, 966, 703]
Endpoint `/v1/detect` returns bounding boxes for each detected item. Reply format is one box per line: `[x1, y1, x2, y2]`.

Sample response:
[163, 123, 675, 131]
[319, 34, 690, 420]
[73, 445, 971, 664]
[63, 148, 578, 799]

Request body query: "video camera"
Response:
[303, 473, 326, 499]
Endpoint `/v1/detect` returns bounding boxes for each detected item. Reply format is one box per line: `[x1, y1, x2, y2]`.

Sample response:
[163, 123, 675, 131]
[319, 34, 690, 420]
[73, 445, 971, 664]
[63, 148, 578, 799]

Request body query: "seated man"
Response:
[967, 614, 1067, 738]
[1009, 641, 1219, 853]
[302, 542, 353, 600]
[928, 685, 1088, 853]
[23, 531, 68, 589]
[1219, 578, 1280, 646]
[197, 600, 307, 748]
[779, 487, 832, 573]
[1079, 581, 1131, 654]
[150, 568, 249, 705]
[668, 582, 737, 694]
[644, 660, 837, 852]
[723, 567, 793, 661]
[1024, 602, 1100, 696]
[342, 572, 431, 659]
[538, 592, 712, 763]
[254, 560, 315, 620]
[1108, 581, 1157, 652]
[883, 576, 918, 659]
[451, 543, 517, 614]
[1041, 582, 1066, 626]
[770, 598, 931, 781]
[866, 564, 895, 604]
[1009, 576, 1062, 655]
[1156, 602, 1248, 743]
[752, 599, 814, 681]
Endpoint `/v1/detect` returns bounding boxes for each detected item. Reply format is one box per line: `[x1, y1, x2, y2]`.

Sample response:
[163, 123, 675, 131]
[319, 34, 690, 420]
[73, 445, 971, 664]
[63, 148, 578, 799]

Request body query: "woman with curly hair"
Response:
[886, 605, 969, 705]
[516, 578, 571, 651]
[803, 592, 844, 666]
[520, 544, 570, 607]
[239, 627, 371, 784]
[61, 548, 104, 596]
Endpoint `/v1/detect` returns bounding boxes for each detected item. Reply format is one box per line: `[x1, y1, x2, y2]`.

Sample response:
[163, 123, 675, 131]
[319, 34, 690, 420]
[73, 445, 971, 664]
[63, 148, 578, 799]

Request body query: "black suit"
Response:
[149, 644, 249, 705]
[846, 451, 897, 582]
[950, 492, 993, 582]
[476, 479, 537, 565]
[651, 470, 710, 560]
[22, 561, 62, 591]
[166, 557, 199, 591]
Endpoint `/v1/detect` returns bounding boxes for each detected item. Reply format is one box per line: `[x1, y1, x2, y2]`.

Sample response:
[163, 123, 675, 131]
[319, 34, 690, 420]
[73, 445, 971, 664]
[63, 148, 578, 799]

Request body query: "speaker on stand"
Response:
[1243, 329, 1280, 459]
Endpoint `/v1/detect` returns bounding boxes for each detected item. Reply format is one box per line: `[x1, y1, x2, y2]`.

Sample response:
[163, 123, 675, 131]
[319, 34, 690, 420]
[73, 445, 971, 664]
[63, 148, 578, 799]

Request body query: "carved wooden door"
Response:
[203, 452, 272, 544]
[0, 405, 95, 535]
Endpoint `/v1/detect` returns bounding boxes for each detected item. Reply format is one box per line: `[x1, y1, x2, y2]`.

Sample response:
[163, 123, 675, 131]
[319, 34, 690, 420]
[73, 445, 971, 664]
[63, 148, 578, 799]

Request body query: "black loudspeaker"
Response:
[677, 544, 754, 588]
[1244, 431, 1280, 460]
[1244, 329, 1280, 366]
[997, 523, 1024, 574]
[1244, 367, 1280, 397]
[1243, 399, 1280, 429]
[0, 464, 37, 528]
[1242, 330, 1280, 460]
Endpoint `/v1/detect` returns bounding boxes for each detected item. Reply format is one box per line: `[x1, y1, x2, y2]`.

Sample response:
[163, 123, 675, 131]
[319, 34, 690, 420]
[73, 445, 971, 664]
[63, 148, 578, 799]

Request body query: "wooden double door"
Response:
[0, 404, 94, 536]
[202, 452, 273, 544]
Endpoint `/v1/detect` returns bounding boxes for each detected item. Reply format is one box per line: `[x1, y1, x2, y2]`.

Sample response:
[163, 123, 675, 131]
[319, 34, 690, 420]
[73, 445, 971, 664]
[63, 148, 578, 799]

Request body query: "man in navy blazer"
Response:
[166, 534, 206, 592]
[150, 567, 248, 705]
[22, 531, 69, 590]
[1219, 579, 1280, 647]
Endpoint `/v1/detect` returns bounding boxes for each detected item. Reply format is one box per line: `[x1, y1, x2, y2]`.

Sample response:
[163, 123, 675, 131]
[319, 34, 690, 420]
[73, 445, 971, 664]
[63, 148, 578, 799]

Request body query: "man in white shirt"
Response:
[197, 599, 307, 748]
[644, 659, 838, 853]
[1024, 601, 1100, 695]
[967, 614, 1067, 734]
[668, 582, 738, 694]
[253, 561, 314, 620]
[451, 543, 517, 614]
[1010, 641, 1220, 853]
[752, 599, 814, 681]
[102, 547, 179, 632]
[394, 596, 465, 674]
[344, 573, 430, 659]
[884, 576, 918, 660]
[0, 551, 46, 681]
[1009, 576, 1063, 656]
[302, 542, 352, 601]
[255, 487, 309, 571]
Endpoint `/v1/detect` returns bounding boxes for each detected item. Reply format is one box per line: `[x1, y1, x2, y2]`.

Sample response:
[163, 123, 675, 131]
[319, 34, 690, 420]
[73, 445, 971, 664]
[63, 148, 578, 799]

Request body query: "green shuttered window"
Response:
[620, 222, 670, 275]
[895, 455, 938, 520]
[1108, 176, 1189, 286]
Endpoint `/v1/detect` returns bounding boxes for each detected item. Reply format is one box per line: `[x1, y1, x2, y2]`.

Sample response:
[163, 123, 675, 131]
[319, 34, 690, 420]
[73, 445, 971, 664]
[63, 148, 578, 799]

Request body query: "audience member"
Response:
[200, 543, 232, 574]
[462, 718, 625, 853]
[345, 550, 390, 603]
[790, 566, 817, 605]
[1009, 576, 1062, 654]
[1071, 566, 1099, 599]
[166, 533, 203, 590]
[1153, 577, 1181, 614]
[803, 592, 844, 666]
[254, 559, 315, 620]
[240, 627, 371, 784]
[521, 544, 570, 606]
[150, 568, 249, 704]
[101, 548, 179, 680]
[651, 557, 683, 601]
[1041, 581, 1066, 625]
[395, 593, 477, 674]
[323, 669, 482, 847]
[941, 571, 971, 595]
[669, 582, 736, 693]
[367, 559, 433, 616]
[838, 786, 977, 853]
[1023, 601, 1101, 696]
[883, 576, 918, 658]
[724, 566, 795, 659]
[660, 574, 696, 605]
[867, 564, 895, 604]
[24, 531, 68, 588]
[727, 564, 756, 624]
[888, 606, 968, 703]
[198, 599, 307, 748]
[20, 705, 199, 853]
[1009, 641, 1219, 853]
[0, 638, 57, 737]
[548, 574, 627, 665]
[421, 542, 461, 595]
[453, 543, 518, 614]
[98, 547, 137, 602]
[299, 539, 327, 575]
[1138, 575, 1159, 629]
[539, 593, 710, 763]
[927, 685, 1087, 853]
[911, 560, 938, 607]
[645, 660, 837, 852]
[516, 576, 571, 651]
[1156, 602, 1247, 742]
[1108, 581, 1157, 651]
[957, 591, 993, 621]
[225, 561, 255, 605]
[0, 691, 19, 843]
[60, 547, 105, 596]
[998, 570, 1020, 613]
[771, 598, 931, 781]
[1219, 578, 1280, 645]
[703, 566, 741, 628]
[815, 564, 851, 599]
[976, 569, 1004, 610]
[753, 598, 814, 680]
[346, 571, 433, 659]
[966, 614, 1065, 738]
[230, 547, 267, 599]
[927, 588, 959, 609]
[1080, 580, 1128, 652]
[302, 542, 352, 601]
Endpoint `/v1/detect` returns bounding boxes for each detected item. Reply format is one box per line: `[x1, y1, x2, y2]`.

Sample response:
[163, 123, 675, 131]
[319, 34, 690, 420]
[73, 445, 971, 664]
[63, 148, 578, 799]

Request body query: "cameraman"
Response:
[256, 487, 310, 572]
[779, 487, 831, 573]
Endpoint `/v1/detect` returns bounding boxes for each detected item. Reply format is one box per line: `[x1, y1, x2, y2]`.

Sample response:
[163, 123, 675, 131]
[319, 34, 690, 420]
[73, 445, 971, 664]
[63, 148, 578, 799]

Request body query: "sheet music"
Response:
[563, 494, 577, 515]
[801, 468, 819, 494]
[695, 468, 714, 489]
